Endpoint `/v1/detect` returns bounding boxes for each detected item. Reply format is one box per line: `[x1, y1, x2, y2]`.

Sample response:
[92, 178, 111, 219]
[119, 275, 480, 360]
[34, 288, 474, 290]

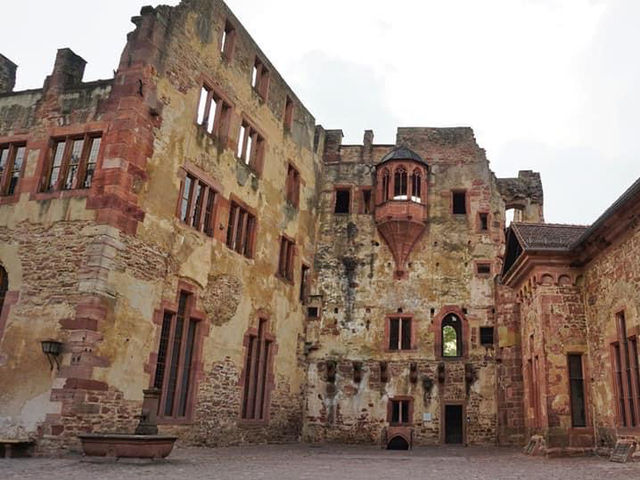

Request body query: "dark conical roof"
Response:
[379, 146, 427, 166]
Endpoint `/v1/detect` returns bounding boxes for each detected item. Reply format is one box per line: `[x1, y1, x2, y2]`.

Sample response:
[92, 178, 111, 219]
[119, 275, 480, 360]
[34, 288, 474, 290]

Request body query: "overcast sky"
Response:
[2, 0, 639, 225]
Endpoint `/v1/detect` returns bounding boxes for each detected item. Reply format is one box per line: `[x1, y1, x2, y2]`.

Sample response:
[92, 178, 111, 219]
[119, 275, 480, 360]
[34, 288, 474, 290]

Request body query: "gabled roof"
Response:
[511, 223, 588, 251]
[378, 146, 427, 166]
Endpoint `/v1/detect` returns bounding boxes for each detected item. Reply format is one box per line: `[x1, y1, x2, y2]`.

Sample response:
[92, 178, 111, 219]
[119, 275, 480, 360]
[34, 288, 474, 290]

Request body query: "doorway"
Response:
[444, 405, 463, 444]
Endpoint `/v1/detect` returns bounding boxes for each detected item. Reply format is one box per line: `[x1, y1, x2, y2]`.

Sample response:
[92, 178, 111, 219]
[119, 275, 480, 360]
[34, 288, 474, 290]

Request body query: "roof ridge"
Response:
[512, 222, 589, 228]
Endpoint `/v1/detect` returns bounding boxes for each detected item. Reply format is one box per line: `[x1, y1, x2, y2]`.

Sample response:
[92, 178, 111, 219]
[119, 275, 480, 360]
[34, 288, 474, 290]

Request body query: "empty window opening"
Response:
[284, 96, 294, 130]
[361, 188, 373, 214]
[251, 57, 269, 99]
[442, 314, 462, 357]
[389, 317, 412, 351]
[226, 202, 256, 258]
[196, 85, 232, 138]
[334, 189, 350, 214]
[285, 164, 301, 208]
[307, 307, 319, 318]
[390, 399, 411, 425]
[479, 212, 489, 231]
[452, 191, 466, 214]
[0, 143, 26, 196]
[479, 327, 494, 346]
[393, 168, 408, 200]
[237, 121, 265, 174]
[178, 172, 217, 237]
[476, 263, 491, 276]
[568, 354, 587, 427]
[300, 265, 310, 302]
[44, 134, 102, 192]
[220, 21, 235, 59]
[241, 318, 273, 420]
[387, 436, 409, 451]
[278, 236, 295, 281]
[153, 292, 199, 418]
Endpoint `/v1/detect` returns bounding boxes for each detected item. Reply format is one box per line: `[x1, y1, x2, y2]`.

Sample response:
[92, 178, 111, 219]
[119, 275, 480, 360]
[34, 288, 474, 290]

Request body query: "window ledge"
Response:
[31, 189, 90, 201]
[238, 418, 269, 427]
[0, 194, 20, 205]
[156, 417, 194, 425]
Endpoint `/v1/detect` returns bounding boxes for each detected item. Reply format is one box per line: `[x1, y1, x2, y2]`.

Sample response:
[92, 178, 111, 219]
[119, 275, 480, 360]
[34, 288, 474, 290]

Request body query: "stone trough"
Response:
[78, 389, 176, 460]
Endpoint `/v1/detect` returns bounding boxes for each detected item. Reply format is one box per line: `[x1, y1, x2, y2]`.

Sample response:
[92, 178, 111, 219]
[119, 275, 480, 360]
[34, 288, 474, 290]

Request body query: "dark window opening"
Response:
[387, 435, 409, 450]
[361, 189, 373, 214]
[390, 399, 410, 425]
[389, 317, 411, 351]
[452, 191, 466, 214]
[284, 96, 294, 130]
[241, 318, 273, 420]
[568, 354, 587, 427]
[300, 265, 309, 302]
[442, 314, 462, 358]
[307, 307, 319, 318]
[178, 172, 217, 237]
[335, 189, 350, 214]
[480, 327, 494, 346]
[476, 263, 491, 276]
[0, 266, 8, 316]
[479, 212, 489, 231]
[444, 405, 463, 444]
[611, 311, 640, 427]
[382, 169, 390, 202]
[285, 164, 300, 208]
[226, 202, 256, 258]
[278, 237, 295, 281]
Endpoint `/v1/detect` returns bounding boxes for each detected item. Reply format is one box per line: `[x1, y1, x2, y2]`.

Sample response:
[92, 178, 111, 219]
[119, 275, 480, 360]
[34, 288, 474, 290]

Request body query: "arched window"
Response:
[442, 314, 462, 357]
[411, 169, 422, 203]
[393, 167, 407, 200]
[0, 266, 7, 315]
[382, 169, 390, 202]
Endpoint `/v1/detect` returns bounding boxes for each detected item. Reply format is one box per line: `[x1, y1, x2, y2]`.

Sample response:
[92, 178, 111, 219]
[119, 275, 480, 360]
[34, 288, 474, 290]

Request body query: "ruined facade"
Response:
[0, 0, 637, 456]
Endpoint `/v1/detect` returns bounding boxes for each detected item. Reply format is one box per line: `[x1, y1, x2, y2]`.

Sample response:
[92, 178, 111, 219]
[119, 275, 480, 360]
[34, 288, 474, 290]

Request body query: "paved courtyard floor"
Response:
[2, 444, 640, 480]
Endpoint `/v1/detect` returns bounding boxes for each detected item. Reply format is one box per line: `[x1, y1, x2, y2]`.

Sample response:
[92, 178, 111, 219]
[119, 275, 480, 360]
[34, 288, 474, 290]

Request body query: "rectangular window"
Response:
[307, 307, 319, 318]
[284, 95, 294, 130]
[43, 134, 101, 192]
[177, 172, 218, 237]
[196, 85, 232, 139]
[220, 20, 236, 59]
[237, 120, 265, 174]
[300, 264, 310, 302]
[285, 164, 300, 208]
[278, 236, 295, 281]
[389, 317, 412, 351]
[478, 212, 489, 231]
[390, 399, 411, 425]
[568, 354, 587, 427]
[476, 263, 491, 276]
[360, 188, 373, 214]
[241, 319, 273, 421]
[479, 327, 494, 346]
[611, 311, 640, 427]
[0, 143, 26, 196]
[334, 188, 351, 214]
[251, 57, 270, 99]
[452, 191, 466, 214]
[226, 202, 256, 258]
[153, 292, 199, 419]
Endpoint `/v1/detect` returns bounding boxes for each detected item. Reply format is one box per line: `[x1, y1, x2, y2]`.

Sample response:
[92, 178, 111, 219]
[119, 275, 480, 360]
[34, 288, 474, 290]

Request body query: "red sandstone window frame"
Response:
[41, 133, 102, 193]
[567, 352, 589, 428]
[477, 211, 490, 232]
[284, 95, 294, 131]
[0, 142, 27, 199]
[151, 286, 207, 423]
[225, 196, 257, 259]
[251, 57, 270, 100]
[195, 83, 233, 142]
[433, 306, 469, 360]
[300, 263, 310, 303]
[239, 316, 277, 424]
[220, 19, 236, 60]
[277, 235, 296, 283]
[236, 118, 266, 176]
[176, 165, 221, 238]
[385, 314, 415, 352]
[359, 187, 374, 214]
[475, 261, 492, 277]
[285, 162, 301, 208]
[387, 396, 414, 426]
[610, 310, 640, 429]
[333, 186, 352, 214]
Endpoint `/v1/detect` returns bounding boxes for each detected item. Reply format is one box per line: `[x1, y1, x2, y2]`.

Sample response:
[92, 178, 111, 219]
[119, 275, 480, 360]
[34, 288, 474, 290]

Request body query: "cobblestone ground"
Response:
[3, 444, 640, 480]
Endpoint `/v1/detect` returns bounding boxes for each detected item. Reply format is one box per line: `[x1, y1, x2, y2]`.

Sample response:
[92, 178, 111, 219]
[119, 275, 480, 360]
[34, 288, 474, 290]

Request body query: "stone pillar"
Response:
[45, 48, 86, 91]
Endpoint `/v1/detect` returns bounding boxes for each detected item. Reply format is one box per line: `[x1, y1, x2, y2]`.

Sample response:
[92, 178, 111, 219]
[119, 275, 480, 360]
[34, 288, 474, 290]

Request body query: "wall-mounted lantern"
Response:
[41, 340, 63, 370]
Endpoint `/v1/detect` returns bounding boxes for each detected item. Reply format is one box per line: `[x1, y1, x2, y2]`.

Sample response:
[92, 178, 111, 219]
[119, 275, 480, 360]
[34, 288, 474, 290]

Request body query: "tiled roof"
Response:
[511, 223, 588, 251]
[379, 146, 427, 166]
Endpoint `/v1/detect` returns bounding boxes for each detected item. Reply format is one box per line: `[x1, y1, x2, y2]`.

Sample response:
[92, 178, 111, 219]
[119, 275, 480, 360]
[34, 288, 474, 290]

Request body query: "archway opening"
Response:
[387, 435, 409, 450]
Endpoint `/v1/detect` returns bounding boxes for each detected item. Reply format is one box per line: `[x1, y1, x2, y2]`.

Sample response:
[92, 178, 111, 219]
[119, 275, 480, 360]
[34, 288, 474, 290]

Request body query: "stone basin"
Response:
[78, 434, 177, 459]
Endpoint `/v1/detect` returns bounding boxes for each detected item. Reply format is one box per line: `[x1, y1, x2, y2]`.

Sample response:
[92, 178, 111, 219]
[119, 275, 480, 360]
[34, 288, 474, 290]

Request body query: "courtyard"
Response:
[2, 444, 639, 480]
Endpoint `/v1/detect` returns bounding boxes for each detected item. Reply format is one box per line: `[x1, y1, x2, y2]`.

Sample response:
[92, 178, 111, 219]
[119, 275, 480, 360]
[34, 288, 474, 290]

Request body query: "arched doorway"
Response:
[387, 435, 409, 450]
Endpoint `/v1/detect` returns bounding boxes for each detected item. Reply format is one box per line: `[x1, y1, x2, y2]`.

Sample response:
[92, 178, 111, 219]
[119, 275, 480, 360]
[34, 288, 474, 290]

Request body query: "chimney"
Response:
[323, 130, 343, 163]
[46, 48, 86, 91]
[0, 54, 17, 94]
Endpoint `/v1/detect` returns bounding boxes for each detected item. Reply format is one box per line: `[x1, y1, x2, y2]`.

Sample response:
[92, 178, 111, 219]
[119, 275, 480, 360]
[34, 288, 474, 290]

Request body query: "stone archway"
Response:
[387, 435, 409, 450]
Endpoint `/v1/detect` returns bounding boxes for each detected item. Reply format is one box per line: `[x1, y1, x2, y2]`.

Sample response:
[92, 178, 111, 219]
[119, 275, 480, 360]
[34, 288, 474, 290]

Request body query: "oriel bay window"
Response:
[388, 316, 412, 351]
[178, 171, 218, 237]
[241, 318, 274, 421]
[611, 311, 640, 427]
[42, 134, 102, 192]
[153, 291, 201, 419]
[0, 143, 26, 196]
[226, 202, 256, 258]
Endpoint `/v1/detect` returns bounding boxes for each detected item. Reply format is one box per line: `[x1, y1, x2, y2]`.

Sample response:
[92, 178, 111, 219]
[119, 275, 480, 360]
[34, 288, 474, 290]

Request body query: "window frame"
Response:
[567, 353, 588, 428]
[0, 142, 27, 198]
[359, 187, 373, 214]
[334, 187, 352, 214]
[479, 326, 494, 346]
[236, 118, 266, 176]
[42, 133, 102, 193]
[285, 162, 301, 208]
[225, 198, 257, 259]
[251, 57, 270, 100]
[477, 211, 490, 232]
[433, 308, 467, 360]
[300, 264, 310, 303]
[386, 315, 414, 352]
[195, 83, 233, 141]
[220, 20, 236, 60]
[277, 235, 296, 283]
[451, 190, 467, 215]
[176, 166, 220, 238]
[475, 261, 492, 277]
[610, 310, 640, 428]
[283, 95, 294, 131]
[388, 397, 413, 426]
